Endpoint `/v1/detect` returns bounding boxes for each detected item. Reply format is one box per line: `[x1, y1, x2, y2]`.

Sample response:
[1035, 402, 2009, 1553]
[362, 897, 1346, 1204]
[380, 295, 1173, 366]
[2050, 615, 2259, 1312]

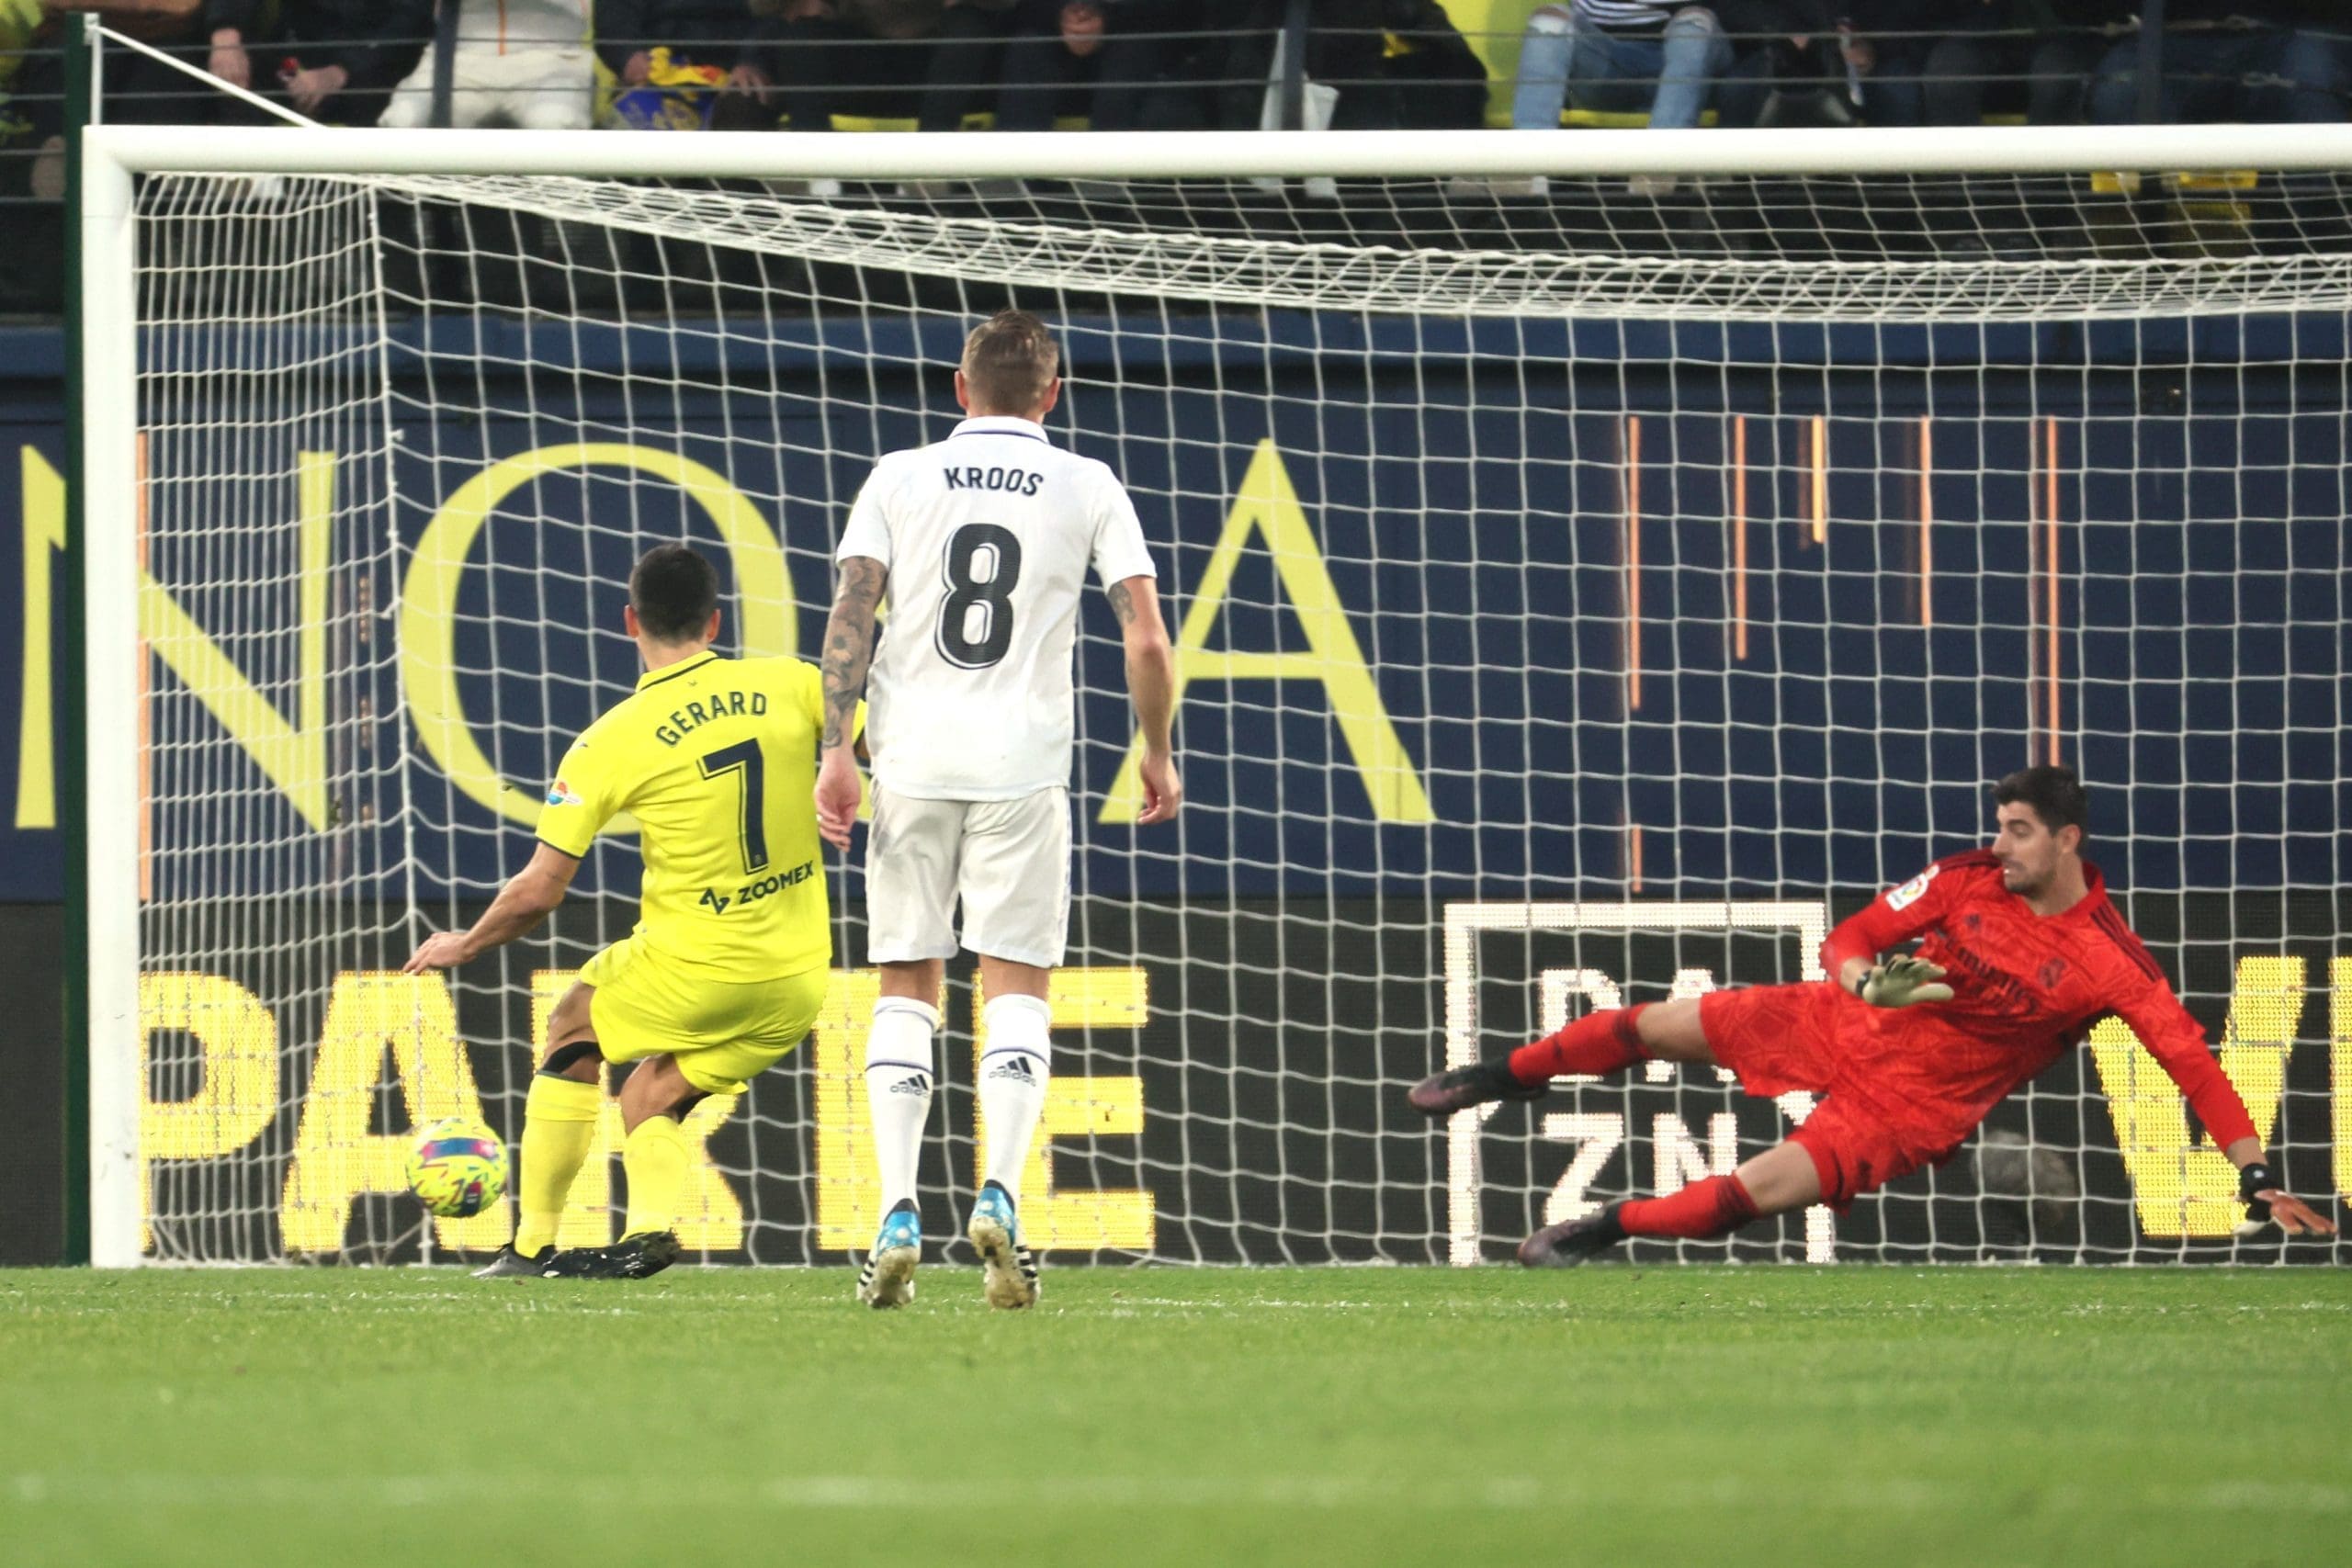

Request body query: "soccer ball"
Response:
[405, 1117, 509, 1219]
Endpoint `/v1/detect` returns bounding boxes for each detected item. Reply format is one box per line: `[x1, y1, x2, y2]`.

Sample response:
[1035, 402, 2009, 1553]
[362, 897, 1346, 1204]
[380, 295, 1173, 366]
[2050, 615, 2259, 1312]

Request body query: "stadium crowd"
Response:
[2, 3, 2343, 140]
[0, 2, 2346, 308]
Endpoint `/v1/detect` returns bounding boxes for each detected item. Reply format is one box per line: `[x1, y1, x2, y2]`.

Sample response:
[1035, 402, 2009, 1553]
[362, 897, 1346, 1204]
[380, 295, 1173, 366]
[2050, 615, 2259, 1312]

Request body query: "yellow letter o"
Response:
[400, 444, 794, 829]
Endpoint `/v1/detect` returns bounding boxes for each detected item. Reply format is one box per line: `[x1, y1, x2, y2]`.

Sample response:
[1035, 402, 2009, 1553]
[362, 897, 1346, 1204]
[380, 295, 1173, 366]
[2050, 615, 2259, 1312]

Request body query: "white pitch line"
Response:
[10, 1472, 2343, 1516]
[0, 1472, 1538, 1512]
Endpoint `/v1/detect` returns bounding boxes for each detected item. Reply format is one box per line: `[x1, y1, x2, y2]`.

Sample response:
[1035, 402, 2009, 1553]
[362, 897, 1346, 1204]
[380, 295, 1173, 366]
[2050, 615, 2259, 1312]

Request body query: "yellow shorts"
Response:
[580, 936, 827, 1095]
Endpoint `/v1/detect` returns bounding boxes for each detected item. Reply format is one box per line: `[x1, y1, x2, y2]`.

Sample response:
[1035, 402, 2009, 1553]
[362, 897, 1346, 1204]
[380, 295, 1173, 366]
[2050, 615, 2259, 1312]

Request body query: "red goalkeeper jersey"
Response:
[1814, 851, 2259, 1148]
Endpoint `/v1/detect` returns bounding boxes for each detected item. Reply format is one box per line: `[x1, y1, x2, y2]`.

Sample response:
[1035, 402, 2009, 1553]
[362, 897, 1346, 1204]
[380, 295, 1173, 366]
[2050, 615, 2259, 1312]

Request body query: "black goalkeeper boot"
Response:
[542, 1231, 683, 1280]
[470, 1244, 554, 1280]
[1518, 1204, 1629, 1269]
[1407, 1058, 1546, 1116]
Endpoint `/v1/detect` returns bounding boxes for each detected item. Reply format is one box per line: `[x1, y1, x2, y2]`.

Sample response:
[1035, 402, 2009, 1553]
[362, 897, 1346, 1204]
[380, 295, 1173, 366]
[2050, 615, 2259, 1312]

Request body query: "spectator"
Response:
[748, 0, 1019, 134]
[3, 1, 51, 206]
[991, 0, 1185, 133]
[1826, 0, 1928, 126]
[1509, 1, 1736, 135]
[378, 0, 597, 130]
[1916, 2, 2130, 128]
[1, 1, 40, 120]
[1713, 2, 1910, 130]
[1049, 0, 1254, 130]
[2088, 1, 2347, 124]
[594, 0, 772, 128]
[1011, 1, 1425, 135]
[1198, 0, 1433, 132]
[28, 1, 215, 124]
[1363, 0, 1490, 130]
[206, 0, 435, 124]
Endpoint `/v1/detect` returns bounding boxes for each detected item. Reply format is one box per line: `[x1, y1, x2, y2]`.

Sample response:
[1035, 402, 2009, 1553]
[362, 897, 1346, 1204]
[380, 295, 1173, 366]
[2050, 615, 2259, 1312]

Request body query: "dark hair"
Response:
[961, 309, 1059, 414]
[629, 543, 719, 643]
[1992, 764, 2087, 836]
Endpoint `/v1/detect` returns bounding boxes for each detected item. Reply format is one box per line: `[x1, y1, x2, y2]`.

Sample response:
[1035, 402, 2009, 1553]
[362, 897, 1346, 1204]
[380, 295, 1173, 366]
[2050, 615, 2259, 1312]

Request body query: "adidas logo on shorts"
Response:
[888, 1074, 931, 1097]
[985, 1055, 1038, 1084]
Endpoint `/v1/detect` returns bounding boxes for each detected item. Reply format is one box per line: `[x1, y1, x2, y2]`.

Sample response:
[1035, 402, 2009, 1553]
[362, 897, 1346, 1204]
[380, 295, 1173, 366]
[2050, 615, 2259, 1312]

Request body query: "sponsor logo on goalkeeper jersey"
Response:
[1885, 863, 1939, 911]
[545, 778, 582, 807]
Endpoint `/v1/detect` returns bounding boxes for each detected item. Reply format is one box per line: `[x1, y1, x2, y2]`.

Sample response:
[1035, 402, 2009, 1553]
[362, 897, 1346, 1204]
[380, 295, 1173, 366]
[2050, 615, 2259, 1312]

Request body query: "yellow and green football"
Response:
[404, 1117, 508, 1219]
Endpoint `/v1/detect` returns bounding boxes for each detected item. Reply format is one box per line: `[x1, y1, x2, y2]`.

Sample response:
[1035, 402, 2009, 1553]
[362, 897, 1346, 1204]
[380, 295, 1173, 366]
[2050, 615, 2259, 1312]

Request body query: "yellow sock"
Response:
[622, 1114, 691, 1239]
[514, 1075, 601, 1256]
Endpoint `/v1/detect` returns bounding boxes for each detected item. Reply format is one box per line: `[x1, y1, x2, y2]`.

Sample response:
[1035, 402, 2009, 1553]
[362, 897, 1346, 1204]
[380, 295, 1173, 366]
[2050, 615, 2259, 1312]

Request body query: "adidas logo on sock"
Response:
[985, 1056, 1038, 1084]
[888, 1074, 931, 1097]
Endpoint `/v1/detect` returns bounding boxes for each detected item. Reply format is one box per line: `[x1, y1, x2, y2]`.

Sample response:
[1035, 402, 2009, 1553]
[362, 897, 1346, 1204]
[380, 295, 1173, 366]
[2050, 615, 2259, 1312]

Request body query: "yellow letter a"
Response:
[1102, 440, 1430, 823]
[281, 972, 508, 1254]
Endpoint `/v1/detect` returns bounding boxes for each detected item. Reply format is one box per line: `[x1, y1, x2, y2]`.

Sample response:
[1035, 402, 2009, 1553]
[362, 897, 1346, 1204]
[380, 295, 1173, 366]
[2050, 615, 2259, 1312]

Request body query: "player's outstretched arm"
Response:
[815, 556, 888, 850]
[402, 843, 580, 972]
[1111, 574, 1180, 824]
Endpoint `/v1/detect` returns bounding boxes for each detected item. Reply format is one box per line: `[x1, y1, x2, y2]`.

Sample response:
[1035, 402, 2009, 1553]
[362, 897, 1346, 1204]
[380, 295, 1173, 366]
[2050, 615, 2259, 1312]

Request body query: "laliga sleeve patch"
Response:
[1884, 863, 1939, 911]
[545, 778, 582, 807]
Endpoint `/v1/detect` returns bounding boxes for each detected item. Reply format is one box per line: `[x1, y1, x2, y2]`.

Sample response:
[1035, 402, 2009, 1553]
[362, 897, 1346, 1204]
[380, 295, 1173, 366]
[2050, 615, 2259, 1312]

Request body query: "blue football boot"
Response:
[967, 1180, 1040, 1310]
[858, 1198, 922, 1309]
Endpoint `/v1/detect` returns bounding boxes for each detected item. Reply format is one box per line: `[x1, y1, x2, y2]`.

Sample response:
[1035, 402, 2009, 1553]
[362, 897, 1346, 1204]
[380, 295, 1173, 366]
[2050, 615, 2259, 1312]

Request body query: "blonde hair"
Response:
[960, 310, 1059, 414]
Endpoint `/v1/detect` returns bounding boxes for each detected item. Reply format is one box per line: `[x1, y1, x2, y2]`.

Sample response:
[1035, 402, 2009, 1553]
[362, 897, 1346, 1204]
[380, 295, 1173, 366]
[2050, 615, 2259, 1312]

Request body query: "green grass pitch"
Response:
[4, 1267, 2346, 1567]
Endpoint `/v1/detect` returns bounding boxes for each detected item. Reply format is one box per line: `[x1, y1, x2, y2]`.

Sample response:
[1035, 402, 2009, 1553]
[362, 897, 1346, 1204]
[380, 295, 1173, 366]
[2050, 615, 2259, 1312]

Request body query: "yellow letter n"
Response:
[1101, 440, 1431, 824]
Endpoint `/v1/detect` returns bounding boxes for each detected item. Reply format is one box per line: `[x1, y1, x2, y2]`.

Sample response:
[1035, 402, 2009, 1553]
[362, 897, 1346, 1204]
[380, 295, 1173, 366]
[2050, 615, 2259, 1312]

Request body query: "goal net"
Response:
[89, 124, 2349, 1267]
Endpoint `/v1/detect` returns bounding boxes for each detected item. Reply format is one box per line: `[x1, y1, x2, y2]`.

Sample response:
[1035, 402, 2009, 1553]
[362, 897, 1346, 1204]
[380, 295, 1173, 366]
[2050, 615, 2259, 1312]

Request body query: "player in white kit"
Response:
[814, 310, 1181, 1310]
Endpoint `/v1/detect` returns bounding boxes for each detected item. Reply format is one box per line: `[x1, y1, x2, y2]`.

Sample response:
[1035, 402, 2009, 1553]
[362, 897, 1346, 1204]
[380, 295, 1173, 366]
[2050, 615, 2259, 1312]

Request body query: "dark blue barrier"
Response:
[2, 310, 2342, 904]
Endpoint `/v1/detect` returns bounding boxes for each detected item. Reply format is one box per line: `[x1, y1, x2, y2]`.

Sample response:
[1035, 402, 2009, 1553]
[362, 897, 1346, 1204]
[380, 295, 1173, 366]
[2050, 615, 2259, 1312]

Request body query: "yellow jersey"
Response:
[537, 652, 831, 978]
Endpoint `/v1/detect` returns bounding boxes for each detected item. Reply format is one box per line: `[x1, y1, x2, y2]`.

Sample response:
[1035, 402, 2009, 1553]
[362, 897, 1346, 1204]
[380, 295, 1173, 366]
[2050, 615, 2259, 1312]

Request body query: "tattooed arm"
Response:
[820, 556, 886, 750]
[814, 556, 887, 849]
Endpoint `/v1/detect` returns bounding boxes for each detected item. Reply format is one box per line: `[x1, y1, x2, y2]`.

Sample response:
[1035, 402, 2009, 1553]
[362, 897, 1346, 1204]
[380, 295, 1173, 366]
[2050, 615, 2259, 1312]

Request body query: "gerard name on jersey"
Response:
[652, 689, 770, 748]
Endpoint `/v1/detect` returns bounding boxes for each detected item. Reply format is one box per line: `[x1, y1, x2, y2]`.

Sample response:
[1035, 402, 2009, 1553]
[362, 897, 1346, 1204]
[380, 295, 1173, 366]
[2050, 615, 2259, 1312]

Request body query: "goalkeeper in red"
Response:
[1409, 766, 2336, 1262]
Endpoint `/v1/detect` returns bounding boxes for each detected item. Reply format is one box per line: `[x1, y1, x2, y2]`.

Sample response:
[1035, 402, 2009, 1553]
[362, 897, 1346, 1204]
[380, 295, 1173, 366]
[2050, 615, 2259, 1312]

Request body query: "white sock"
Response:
[865, 997, 938, 1216]
[978, 993, 1052, 1204]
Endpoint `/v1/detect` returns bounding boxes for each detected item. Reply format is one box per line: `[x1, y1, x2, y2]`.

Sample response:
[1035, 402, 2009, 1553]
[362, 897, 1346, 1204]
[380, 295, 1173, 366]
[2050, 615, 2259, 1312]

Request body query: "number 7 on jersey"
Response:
[699, 739, 770, 874]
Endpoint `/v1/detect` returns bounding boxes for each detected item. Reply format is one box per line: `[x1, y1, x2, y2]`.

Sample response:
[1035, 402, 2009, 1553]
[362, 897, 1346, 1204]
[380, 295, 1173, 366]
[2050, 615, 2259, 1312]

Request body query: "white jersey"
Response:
[836, 415, 1157, 801]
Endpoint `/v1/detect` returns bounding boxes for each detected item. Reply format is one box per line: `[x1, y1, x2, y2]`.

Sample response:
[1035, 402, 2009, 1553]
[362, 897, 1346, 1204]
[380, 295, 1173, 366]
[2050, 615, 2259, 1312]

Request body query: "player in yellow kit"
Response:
[404, 543, 831, 1280]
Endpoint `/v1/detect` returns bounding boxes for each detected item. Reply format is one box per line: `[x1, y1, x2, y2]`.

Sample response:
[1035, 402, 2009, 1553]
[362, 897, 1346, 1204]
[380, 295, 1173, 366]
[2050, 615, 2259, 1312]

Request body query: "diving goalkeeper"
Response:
[1409, 766, 2336, 1263]
[404, 543, 832, 1280]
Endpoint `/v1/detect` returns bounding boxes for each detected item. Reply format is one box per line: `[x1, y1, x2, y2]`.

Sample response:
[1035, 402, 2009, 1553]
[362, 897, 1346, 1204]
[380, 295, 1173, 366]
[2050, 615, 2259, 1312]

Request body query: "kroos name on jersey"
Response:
[943, 465, 1046, 495]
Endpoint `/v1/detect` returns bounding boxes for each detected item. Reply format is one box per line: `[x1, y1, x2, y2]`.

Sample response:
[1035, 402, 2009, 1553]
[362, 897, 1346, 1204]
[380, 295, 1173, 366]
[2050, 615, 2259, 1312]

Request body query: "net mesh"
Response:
[126, 161, 2348, 1265]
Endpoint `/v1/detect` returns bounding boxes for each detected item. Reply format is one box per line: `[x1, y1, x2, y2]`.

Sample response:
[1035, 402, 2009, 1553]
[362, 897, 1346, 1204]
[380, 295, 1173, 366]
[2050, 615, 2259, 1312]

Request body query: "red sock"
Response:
[1508, 1004, 1651, 1084]
[1618, 1174, 1760, 1241]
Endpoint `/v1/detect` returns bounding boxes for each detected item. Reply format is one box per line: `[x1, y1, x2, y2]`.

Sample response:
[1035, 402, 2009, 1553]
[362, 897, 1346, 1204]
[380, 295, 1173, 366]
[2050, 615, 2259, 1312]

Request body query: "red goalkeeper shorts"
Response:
[1697, 983, 1967, 1210]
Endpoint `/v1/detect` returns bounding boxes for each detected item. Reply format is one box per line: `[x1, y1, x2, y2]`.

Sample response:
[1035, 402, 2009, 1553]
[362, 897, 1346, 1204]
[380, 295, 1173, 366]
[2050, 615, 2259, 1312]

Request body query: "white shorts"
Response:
[865, 784, 1071, 969]
[379, 46, 594, 130]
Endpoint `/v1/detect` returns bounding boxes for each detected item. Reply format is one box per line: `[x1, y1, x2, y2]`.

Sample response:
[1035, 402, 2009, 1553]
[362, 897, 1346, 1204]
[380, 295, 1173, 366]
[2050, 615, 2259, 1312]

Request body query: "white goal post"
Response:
[79, 120, 2352, 181]
[77, 121, 2352, 1269]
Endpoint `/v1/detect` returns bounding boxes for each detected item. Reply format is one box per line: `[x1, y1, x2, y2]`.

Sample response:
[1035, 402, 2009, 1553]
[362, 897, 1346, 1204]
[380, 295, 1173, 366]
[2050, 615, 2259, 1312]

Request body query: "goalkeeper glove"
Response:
[2237, 1162, 2337, 1236]
[1849, 954, 1953, 1008]
[2240, 1161, 2278, 1225]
